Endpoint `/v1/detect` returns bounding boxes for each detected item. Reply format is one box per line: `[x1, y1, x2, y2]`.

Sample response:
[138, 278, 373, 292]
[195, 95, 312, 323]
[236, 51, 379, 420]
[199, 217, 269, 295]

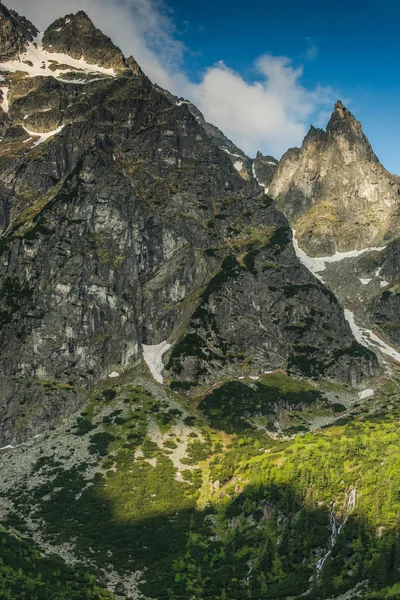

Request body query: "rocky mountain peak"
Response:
[325, 99, 379, 163]
[0, 2, 38, 61]
[42, 10, 129, 71]
[269, 101, 400, 255]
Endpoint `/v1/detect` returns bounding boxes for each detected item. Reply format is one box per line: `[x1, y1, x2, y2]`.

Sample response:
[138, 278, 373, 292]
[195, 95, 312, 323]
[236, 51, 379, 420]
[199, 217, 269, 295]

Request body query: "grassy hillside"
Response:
[1, 368, 400, 599]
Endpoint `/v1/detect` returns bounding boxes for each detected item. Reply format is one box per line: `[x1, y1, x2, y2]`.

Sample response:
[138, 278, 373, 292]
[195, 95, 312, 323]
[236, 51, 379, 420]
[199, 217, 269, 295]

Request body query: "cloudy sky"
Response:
[9, 0, 400, 171]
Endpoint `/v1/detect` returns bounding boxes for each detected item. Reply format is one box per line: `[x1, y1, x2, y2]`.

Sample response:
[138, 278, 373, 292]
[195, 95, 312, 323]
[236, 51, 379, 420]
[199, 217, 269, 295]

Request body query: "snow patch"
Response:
[358, 388, 374, 400]
[0, 430, 47, 451]
[292, 230, 386, 283]
[0, 86, 9, 113]
[359, 278, 372, 285]
[22, 125, 64, 147]
[344, 309, 364, 344]
[380, 280, 390, 288]
[108, 372, 120, 378]
[142, 341, 171, 384]
[252, 162, 267, 192]
[234, 160, 243, 172]
[221, 146, 241, 158]
[344, 309, 400, 364]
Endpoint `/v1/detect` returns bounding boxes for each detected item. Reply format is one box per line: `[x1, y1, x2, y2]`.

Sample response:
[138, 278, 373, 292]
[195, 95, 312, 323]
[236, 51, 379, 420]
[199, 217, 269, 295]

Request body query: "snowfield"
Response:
[0, 33, 116, 81]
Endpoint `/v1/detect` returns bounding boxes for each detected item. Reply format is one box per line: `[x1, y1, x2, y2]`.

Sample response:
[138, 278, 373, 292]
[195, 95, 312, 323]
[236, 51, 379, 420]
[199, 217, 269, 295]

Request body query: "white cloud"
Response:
[9, 0, 336, 158]
[187, 56, 335, 157]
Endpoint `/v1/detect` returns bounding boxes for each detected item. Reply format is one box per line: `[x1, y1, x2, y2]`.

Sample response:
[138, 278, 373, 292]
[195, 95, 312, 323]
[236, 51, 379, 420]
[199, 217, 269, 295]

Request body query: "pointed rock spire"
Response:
[268, 100, 400, 255]
[326, 99, 379, 162]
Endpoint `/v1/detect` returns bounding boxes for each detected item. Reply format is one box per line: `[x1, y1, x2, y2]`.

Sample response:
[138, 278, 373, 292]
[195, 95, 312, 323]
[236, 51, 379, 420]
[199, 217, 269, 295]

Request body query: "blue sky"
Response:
[166, 0, 400, 172]
[14, 0, 400, 173]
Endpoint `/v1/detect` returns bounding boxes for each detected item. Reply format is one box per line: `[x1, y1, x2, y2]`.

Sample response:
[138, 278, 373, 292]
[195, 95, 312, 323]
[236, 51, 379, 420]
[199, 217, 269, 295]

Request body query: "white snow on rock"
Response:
[142, 341, 171, 384]
[380, 280, 390, 288]
[0, 431, 46, 451]
[22, 125, 64, 147]
[252, 162, 267, 192]
[360, 278, 372, 285]
[0, 86, 9, 113]
[344, 309, 400, 364]
[292, 230, 386, 283]
[108, 371, 120, 378]
[292, 233, 400, 366]
[344, 309, 364, 343]
[234, 160, 243, 172]
[0, 33, 116, 81]
[358, 388, 374, 400]
[221, 146, 241, 158]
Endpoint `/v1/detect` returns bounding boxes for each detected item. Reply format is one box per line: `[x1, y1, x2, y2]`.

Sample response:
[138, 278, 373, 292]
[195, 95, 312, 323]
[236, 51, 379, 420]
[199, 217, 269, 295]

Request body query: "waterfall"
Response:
[315, 488, 357, 581]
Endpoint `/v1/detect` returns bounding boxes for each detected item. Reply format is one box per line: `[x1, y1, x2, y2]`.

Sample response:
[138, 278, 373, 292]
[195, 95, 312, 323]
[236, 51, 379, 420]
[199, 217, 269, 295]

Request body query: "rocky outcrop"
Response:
[269, 101, 400, 256]
[0, 3, 38, 62]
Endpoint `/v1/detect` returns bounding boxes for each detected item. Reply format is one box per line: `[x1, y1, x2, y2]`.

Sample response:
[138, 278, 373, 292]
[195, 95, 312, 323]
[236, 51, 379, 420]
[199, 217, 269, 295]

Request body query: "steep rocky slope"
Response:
[0, 3, 38, 62]
[269, 101, 400, 256]
[0, 4, 376, 447]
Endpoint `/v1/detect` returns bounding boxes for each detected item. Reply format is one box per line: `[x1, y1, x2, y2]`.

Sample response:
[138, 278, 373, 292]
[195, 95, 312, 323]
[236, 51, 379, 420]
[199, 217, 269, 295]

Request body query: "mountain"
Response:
[269, 101, 400, 256]
[0, 5, 377, 447]
[0, 4, 400, 600]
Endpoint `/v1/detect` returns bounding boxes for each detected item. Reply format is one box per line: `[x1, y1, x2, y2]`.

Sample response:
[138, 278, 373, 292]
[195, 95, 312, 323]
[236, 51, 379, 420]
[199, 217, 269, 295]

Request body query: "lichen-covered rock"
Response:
[269, 101, 400, 256]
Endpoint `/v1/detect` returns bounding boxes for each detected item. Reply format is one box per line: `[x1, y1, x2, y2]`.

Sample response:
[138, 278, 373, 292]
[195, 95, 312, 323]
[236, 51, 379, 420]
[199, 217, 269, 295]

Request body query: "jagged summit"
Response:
[269, 101, 400, 255]
[326, 99, 379, 162]
[0, 2, 142, 81]
[42, 10, 130, 71]
[0, 2, 38, 61]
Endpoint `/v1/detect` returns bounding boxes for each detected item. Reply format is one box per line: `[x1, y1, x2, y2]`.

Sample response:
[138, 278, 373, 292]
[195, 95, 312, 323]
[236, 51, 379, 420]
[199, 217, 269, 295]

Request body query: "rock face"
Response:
[355, 238, 400, 346]
[269, 101, 400, 256]
[252, 151, 278, 187]
[165, 224, 377, 387]
[0, 4, 38, 61]
[0, 4, 378, 445]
